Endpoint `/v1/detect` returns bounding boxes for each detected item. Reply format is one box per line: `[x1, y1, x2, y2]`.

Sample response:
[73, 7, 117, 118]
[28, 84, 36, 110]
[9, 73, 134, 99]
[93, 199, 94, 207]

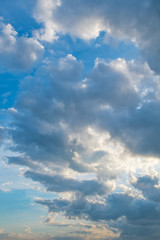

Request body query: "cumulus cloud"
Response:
[34, 0, 160, 74]
[2, 1, 160, 239]
[5, 34, 160, 240]
[9, 55, 160, 168]
[0, 20, 44, 71]
[86, 58, 139, 109]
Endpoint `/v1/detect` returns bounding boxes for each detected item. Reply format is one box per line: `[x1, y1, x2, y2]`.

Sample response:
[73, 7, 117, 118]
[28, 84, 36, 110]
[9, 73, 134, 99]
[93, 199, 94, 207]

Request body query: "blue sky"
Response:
[1, 0, 160, 239]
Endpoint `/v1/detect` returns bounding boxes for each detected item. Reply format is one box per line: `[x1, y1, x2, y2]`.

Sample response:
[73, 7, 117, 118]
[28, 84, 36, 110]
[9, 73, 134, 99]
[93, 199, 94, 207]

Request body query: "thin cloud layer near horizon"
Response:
[1, 0, 160, 239]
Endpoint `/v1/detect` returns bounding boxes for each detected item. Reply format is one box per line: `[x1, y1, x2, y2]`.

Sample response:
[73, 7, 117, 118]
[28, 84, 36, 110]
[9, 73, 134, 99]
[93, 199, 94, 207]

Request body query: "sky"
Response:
[1, 0, 160, 239]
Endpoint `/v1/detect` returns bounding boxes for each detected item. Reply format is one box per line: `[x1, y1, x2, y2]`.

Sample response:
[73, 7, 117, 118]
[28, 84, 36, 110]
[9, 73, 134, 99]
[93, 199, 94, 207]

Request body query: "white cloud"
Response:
[4, 26, 160, 238]
[2, 1, 160, 238]
[34, 0, 160, 74]
[34, 0, 106, 41]
[8, 55, 160, 179]
[0, 20, 44, 71]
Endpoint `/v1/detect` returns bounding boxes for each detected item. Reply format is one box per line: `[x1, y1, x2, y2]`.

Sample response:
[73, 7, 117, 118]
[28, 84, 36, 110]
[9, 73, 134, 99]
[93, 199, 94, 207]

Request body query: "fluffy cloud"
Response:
[0, 20, 44, 71]
[7, 53, 160, 239]
[2, 1, 160, 239]
[9, 56, 160, 166]
[34, 0, 160, 74]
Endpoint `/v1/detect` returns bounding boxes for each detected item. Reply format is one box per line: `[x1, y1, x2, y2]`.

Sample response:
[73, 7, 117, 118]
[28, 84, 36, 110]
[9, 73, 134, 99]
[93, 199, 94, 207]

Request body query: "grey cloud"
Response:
[36, 192, 160, 224]
[9, 120, 72, 165]
[132, 175, 160, 202]
[3, 1, 160, 239]
[99, 101, 160, 156]
[7, 54, 160, 240]
[25, 170, 110, 196]
[8, 56, 86, 171]
[9, 56, 160, 170]
[0, 127, 5, 145]
[37, 192, 160, 239]
[87, 59, 139, 109]
[5, 26, 160, 240]
[118, 222, 160, 240]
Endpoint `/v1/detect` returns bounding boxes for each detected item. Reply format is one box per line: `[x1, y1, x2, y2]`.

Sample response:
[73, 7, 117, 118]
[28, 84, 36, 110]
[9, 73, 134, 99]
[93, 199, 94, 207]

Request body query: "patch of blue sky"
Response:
[0, 189, 48, 233]
[0, 0, 40, 38]
[45, 31, 140, 75]
[0, 72, 21, 109]
[0, 159, 57, 199]
[0, 68, 40, 115]
[0, 156, 57, 232]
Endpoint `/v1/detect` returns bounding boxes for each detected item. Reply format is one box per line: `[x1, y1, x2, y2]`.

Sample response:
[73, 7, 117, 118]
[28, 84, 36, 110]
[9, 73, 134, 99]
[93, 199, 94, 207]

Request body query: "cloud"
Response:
[44, 212, 120, 240]
[0, 231, 54, 240]
[2, 1, 160, 239]
[34, 0, 160, 74]
[38, 193, 160, 224]
[0, 221, 119, 240]
[0, 20, 44, 71]
[0, 127, 5, 145]
[37, 190, 160, 239]
[86, 58, 139, 109]
[132, 175, 160, 203]
[7, 53, 160, 238]
[9, 55, 160, 167]
[25, 170, 111, 196]
[54, 224, 120, 240]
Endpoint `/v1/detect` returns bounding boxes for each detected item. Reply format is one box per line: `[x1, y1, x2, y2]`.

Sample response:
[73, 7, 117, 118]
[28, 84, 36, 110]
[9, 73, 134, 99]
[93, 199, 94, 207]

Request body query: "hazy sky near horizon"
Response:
[1, 0, 160, 239]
